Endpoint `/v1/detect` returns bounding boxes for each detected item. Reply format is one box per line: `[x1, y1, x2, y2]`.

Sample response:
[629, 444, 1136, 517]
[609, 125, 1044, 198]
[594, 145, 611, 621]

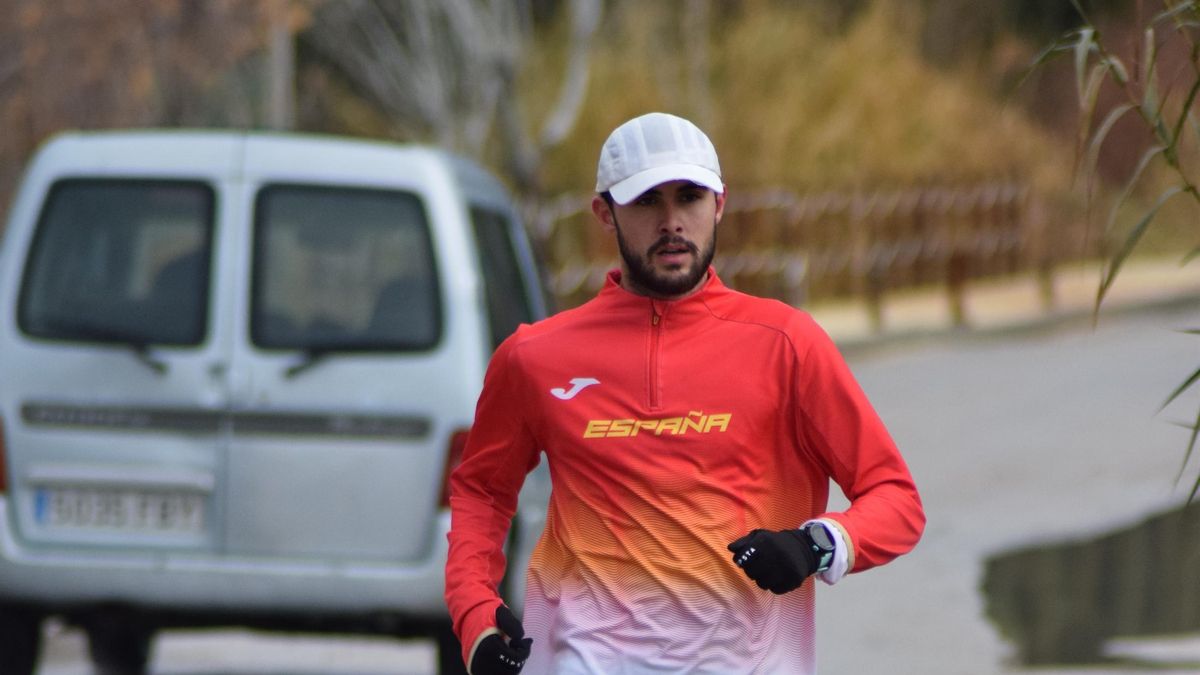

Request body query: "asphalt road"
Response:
[38, 621, 437, 674]
[819, 298, 1200, 674]
[39, 298, 1200, 674]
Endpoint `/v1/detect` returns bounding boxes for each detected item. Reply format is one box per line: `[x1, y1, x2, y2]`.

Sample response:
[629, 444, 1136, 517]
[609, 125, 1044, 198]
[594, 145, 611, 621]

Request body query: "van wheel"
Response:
[86, 618, 153, 675]
[436, 623, 469, 675]
[0, 606, 42, 674]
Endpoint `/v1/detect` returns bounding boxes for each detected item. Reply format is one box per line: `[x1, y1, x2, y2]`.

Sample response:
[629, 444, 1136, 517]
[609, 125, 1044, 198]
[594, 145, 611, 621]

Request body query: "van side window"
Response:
[252, 185, 440, 351]
[18, 180, 214, 346]
[469, 207, 534, 350]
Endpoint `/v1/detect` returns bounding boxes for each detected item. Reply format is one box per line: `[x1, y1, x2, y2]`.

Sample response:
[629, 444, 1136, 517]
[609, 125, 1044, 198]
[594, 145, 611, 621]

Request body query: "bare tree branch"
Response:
[684, 0, 712, 127]
[305, 0, 599, 196]
[539, 0, 601, 149]
[0, 58, 18, 94]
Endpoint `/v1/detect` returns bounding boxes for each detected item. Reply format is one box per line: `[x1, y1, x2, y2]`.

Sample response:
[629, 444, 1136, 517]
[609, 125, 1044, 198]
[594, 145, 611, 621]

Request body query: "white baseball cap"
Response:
[595, 112, 723, 205]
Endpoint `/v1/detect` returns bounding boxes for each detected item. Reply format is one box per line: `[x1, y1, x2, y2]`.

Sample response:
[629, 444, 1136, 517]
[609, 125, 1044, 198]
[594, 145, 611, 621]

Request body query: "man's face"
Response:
[593, 180, 726, 299]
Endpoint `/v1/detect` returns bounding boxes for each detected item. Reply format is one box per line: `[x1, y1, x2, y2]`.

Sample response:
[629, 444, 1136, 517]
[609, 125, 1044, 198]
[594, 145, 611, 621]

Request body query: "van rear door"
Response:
[6, 176, 230, 552]
[220, 179, 462, 563]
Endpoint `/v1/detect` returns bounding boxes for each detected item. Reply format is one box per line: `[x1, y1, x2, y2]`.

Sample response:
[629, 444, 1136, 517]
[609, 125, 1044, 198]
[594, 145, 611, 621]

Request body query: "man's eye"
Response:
[634, 195, 657, 206]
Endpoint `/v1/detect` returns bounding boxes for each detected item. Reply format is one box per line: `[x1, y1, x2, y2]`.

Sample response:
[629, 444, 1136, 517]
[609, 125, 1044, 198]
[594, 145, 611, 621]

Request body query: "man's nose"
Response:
[659, 203, 685, 233]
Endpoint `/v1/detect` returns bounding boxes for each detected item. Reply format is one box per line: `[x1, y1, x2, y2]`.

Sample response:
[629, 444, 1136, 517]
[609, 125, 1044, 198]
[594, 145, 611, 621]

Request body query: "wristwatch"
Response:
[802, 523, 836, 573]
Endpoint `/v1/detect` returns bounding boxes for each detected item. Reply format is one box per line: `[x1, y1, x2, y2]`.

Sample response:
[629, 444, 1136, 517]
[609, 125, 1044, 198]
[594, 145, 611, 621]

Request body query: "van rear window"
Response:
[251, 185, 440, 352]
[18, 180, 215, 346]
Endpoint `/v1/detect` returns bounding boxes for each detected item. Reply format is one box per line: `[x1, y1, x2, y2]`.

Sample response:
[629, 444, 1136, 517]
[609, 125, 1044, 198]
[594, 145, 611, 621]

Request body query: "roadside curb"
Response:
[808, 258, 1200, 358]
[834, 290, 1200, 359]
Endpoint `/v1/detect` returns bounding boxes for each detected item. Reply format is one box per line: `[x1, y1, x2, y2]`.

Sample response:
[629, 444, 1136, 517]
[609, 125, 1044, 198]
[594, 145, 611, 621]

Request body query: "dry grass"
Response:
[522, 0, 1077, 198]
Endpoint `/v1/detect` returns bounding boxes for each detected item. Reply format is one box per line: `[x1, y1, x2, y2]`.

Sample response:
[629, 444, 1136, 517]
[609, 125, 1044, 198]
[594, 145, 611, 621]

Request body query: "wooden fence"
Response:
[529, 183, 1097, 332]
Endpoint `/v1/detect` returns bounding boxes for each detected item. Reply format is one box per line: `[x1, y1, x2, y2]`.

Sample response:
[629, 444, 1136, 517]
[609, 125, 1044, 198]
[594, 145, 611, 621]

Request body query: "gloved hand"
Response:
[470, 604, 532, 674]
[727, 528, 819, 594]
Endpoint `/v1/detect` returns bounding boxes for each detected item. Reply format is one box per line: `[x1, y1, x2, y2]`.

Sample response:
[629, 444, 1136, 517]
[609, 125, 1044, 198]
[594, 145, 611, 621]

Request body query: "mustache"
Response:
[647, 235, 699, 257]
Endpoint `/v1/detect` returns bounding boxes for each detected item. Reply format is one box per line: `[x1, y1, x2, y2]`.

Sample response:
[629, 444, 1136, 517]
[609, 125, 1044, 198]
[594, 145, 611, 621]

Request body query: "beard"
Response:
[615, 223, 717, 298]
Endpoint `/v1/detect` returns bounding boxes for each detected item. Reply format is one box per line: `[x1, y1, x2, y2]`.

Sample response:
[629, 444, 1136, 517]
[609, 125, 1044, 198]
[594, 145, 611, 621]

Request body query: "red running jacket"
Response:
[446, 269, 924, 674]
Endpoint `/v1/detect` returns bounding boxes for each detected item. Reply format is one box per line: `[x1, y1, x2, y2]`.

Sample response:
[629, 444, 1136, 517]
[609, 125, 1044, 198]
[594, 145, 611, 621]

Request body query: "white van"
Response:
[0, 130, 551, 674]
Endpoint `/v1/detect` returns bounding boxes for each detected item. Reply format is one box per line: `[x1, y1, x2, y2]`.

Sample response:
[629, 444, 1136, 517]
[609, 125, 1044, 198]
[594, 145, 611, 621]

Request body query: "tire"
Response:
[86, 617, 154, 675]
[436, 622, 469, 675]
[0, 606, 42, 675]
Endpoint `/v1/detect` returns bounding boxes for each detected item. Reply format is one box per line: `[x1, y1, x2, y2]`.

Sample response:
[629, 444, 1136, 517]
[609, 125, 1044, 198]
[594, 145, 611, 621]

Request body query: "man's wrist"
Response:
[468, 627, 500, 674]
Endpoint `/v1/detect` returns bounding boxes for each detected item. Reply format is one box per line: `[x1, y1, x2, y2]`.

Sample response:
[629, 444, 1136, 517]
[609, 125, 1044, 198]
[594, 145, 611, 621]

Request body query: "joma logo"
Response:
[550, 377, 600, 400]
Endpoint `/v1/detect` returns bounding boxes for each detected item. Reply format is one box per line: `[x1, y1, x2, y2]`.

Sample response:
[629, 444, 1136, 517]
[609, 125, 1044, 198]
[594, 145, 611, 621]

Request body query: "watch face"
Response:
[808, 524, 834, 550]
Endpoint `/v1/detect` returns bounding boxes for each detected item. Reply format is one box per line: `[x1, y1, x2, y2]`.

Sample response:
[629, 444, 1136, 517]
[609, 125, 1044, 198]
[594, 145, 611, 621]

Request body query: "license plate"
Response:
[34, 487, 206, 534]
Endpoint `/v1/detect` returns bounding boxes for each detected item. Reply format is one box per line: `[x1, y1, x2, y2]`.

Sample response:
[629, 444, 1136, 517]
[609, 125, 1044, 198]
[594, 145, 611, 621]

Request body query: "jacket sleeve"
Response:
[444, 334, 541, 666]
[792, 315, 925, 572]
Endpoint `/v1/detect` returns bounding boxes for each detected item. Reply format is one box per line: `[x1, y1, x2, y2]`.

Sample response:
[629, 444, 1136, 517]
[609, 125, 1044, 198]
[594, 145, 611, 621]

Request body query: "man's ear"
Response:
[592, 195, 617, 233]
[714, 185, 728, 224]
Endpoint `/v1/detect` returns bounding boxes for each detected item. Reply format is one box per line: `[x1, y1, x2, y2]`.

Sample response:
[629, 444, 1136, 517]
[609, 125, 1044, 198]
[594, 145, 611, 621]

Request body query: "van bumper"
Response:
[0, 500, 453, 620]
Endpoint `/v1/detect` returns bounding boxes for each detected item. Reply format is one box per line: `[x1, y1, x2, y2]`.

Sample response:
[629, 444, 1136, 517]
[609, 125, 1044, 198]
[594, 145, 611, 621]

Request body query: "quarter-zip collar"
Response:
[597, 267, 725, 410]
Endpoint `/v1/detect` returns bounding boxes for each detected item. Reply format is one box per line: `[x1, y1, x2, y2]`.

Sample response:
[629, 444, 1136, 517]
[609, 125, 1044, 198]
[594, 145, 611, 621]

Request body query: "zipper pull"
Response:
[651, 310, 660, 326]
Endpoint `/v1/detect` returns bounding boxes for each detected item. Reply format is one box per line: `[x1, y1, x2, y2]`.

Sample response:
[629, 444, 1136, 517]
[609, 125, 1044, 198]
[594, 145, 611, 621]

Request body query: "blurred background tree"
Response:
[0, 0, 1126, 209]
[302, 0, 601, 198]
[0, 0, 298, 211]
[3, 0, 1193, 313]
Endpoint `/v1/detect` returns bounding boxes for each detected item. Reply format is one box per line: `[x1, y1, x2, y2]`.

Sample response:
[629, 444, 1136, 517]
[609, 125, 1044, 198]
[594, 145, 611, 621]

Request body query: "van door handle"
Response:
[208, 362, 228, 378]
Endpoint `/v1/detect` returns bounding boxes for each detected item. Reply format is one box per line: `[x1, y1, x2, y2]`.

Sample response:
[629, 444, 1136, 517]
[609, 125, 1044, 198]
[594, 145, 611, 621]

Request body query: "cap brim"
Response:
[609, 165, 724, 205]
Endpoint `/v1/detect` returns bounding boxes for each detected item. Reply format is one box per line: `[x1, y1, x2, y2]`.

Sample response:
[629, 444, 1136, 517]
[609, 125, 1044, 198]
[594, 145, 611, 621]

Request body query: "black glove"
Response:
[727, 528, 819, 594]
[471, 604, 532, 674]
